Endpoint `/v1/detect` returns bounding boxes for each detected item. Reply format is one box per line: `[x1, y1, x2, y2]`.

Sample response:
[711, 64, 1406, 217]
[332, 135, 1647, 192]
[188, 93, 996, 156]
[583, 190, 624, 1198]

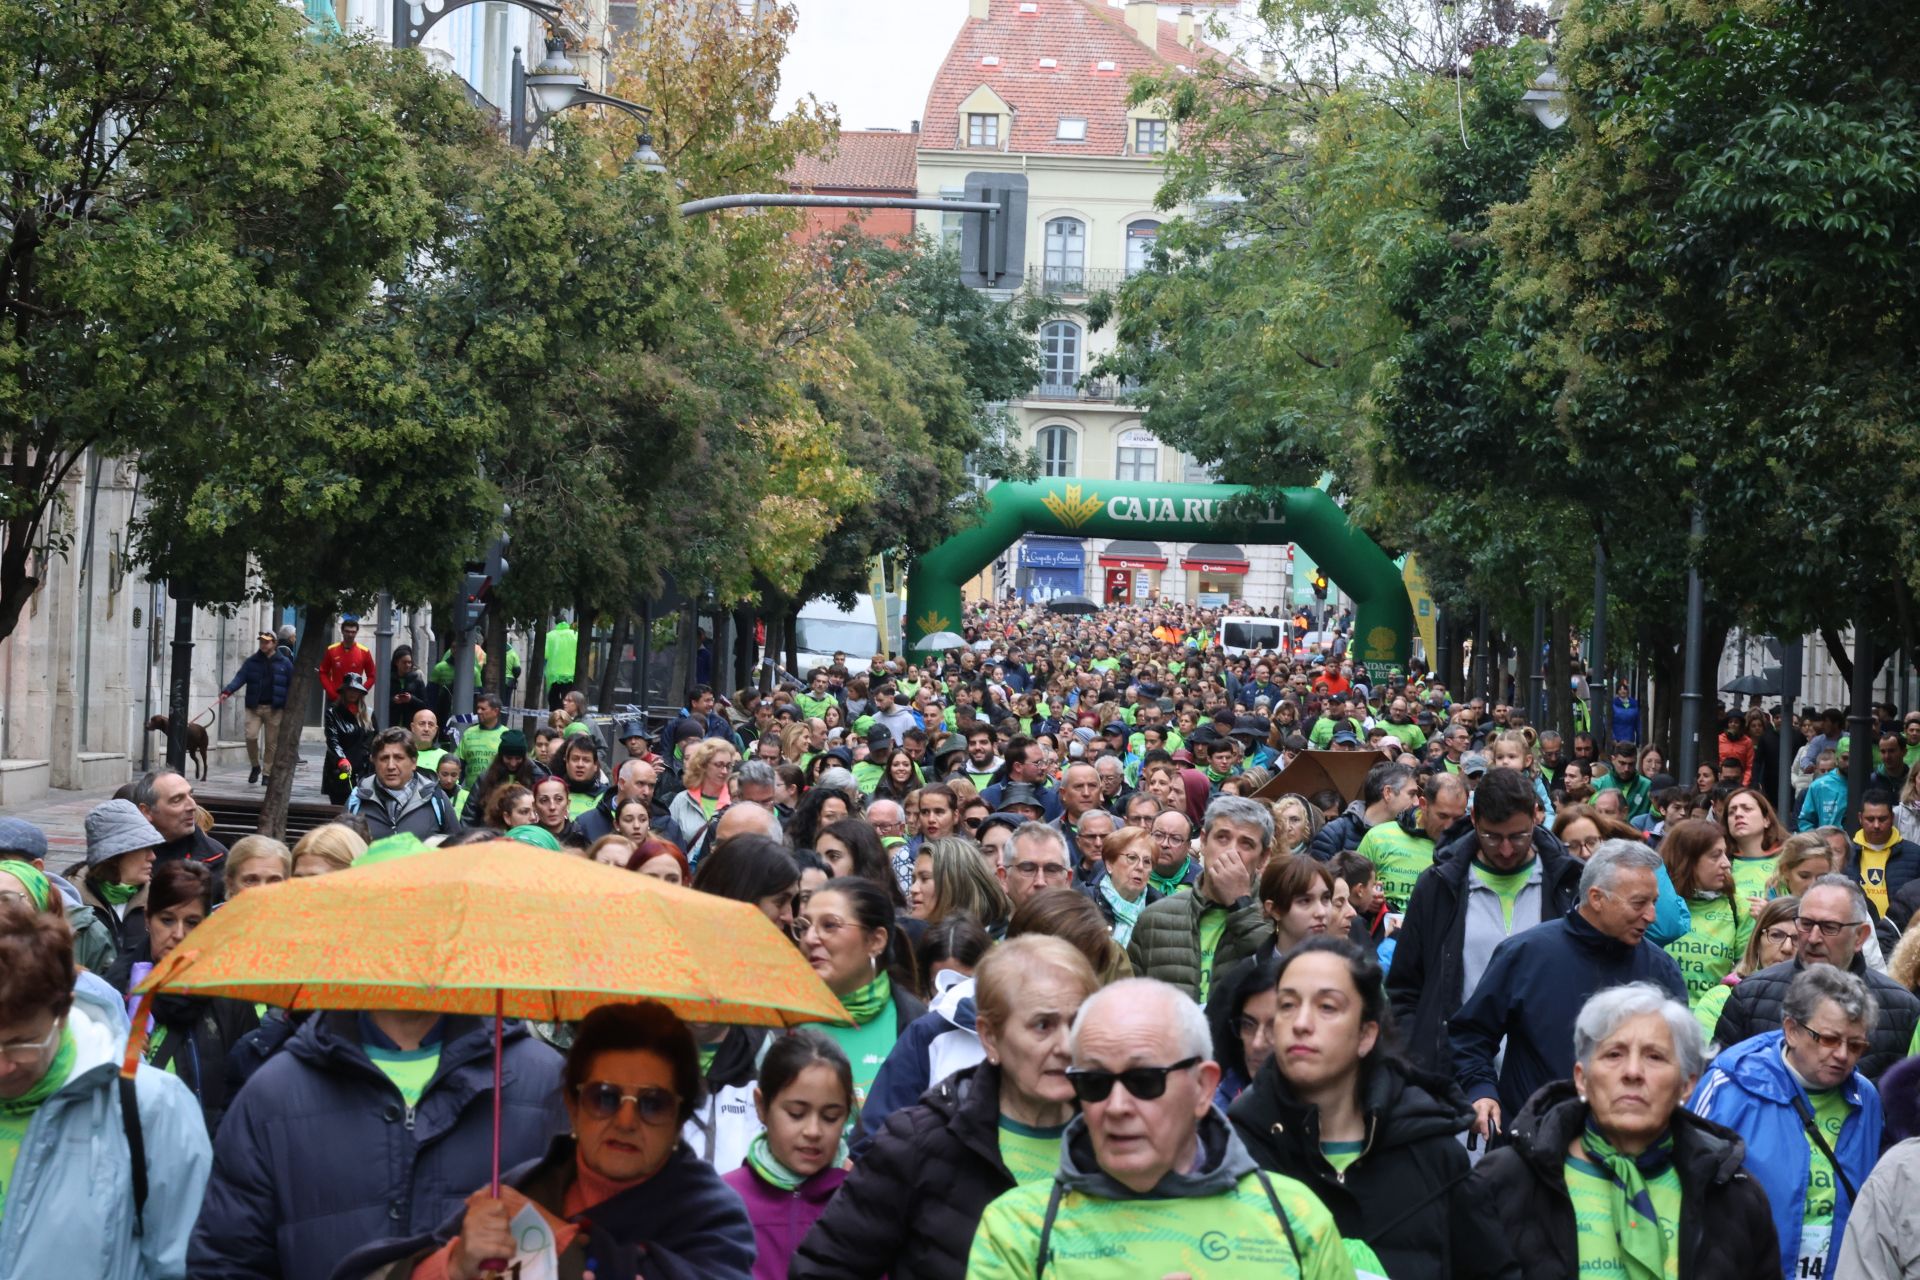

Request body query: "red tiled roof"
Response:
[919, 0, 1216, 157]
[784, 130, 920, 193]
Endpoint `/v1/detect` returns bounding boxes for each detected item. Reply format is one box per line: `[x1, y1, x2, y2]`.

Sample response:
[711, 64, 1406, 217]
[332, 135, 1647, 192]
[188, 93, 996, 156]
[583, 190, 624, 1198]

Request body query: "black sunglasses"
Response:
[1065, 1056, 1201, 1104]
[574, 1082, 679, 1126]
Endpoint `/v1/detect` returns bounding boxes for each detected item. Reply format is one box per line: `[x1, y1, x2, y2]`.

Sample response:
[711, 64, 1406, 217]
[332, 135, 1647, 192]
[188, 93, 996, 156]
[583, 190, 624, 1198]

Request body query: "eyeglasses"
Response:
[793, 914, 858, 940]
[1564, 836, 1600, 856]
[1065, 1056, 1201, 1103]
[0, 1020, 63, 1063]
[1762, 927, 1798, 948]
[1788, 1021, 1870, 1057]
[1476, 829, 1533, 848]
[1794, 915, 1863, 938]
[1009, 861, 1071, 881]
[1151, 831, 1188, 847]
[574, 1082, 680, 1126]
[1113, 852, 1152, 869]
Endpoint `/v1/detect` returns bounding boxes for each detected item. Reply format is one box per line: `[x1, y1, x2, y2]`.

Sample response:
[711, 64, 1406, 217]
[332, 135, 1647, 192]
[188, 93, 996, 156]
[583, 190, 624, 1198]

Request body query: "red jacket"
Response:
[317, 642, 375, 701]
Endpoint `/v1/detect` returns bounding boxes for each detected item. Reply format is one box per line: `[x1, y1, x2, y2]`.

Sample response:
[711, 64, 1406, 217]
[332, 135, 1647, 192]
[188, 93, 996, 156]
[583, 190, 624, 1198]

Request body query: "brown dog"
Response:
[147, 715, 209, 781]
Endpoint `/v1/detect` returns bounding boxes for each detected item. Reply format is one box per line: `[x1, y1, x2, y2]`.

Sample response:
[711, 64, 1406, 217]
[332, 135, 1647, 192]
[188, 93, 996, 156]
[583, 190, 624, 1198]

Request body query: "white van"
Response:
[793, 594, 882, 677]
[1219, 615, 1288, 657]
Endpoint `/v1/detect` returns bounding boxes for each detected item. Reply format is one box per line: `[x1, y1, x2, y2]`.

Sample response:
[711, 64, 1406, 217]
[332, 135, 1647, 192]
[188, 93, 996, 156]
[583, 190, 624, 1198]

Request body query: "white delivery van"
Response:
[1219, 615, 1288, 657]
[793, 594, 882, 677]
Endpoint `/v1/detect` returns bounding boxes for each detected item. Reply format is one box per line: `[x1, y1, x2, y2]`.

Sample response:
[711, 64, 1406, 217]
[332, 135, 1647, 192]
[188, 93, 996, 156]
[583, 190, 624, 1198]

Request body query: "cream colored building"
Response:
[918, 0, 1293, 608]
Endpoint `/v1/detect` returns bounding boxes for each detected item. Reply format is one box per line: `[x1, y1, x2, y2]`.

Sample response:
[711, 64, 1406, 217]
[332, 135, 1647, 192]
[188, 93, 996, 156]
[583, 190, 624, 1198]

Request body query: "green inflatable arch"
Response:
[906, 479, 1413, 676]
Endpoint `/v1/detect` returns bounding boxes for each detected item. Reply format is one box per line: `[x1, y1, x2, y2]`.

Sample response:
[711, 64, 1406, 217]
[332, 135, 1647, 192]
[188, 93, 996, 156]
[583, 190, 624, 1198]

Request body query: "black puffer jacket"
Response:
[106, 940, 261, 1135]
[1466, 1081, 1779, 1280]
[1230, 1054, 1502, 1280]
[790, 1061, 1019, 1280]
[1384, 827, 1581, 1072]
[1711, 952, 1920, 1080]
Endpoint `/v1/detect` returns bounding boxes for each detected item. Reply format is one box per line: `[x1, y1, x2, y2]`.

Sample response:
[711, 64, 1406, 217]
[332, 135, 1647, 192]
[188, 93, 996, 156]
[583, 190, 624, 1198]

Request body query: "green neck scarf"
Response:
[1, 1025, 74, 1117]
[1099, 876, 1146, 930]
[744, 1130, 844, 1191]
[98, 879, 141, 906]
[838, 971, 892, 1025]
[2, 861, 50, 910]
[1149, 856, 1192, 896]
[1582, 1120, 1674, 1280]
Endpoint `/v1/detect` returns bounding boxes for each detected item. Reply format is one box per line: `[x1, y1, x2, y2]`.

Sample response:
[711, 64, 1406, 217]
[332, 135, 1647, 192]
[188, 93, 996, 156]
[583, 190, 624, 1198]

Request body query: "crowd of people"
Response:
[7, 596, 1920, 1277]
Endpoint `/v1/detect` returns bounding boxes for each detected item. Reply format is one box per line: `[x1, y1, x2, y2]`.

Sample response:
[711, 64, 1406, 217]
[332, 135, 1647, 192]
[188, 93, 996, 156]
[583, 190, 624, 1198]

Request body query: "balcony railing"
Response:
[1027, 265, 1127, 297]
[1029, 377, 1146, 404]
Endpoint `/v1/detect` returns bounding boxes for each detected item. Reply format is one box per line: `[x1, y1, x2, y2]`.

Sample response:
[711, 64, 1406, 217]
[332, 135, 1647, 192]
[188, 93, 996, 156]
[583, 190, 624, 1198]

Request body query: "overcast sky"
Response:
[778, 0, 973, 131]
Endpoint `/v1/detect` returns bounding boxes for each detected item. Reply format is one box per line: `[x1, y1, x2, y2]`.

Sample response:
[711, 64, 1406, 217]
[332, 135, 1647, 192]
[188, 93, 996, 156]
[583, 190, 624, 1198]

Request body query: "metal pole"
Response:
[1531, 599, 1547, 725]
[510, 47, 527, 150]
[452, 627, 476, 721]
[373, 592, 394, 730]
[1474, 604, 1490, 703]
[676, 193, 1003, 217]
[1777, 637, 1803, 821]
[1846, 620, 1874, 828]
[167, 599, 194, 771]
[1677, 507, 1707, 782]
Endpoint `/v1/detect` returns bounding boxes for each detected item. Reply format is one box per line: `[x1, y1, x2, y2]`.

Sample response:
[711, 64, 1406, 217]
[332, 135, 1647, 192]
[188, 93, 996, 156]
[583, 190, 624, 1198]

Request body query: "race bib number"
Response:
[502, 1202, 561, 1280]
[1796, 1225, 1832, 1278]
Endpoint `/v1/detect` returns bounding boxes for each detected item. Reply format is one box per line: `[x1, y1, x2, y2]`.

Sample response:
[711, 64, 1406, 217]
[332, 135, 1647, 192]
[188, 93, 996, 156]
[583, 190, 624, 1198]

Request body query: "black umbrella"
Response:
[1045, 595, 1101, 616]
[1720, 668, 1782, 697]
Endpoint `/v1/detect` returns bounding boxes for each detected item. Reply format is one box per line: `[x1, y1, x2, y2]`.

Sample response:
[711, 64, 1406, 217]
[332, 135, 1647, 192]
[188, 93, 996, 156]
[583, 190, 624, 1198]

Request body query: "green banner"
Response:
[906, 480, 1413, 676]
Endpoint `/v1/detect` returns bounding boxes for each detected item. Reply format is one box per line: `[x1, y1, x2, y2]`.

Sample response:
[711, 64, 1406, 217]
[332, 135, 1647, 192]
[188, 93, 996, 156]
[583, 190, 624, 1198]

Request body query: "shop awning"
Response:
[1098, 539, 1167, 570]
[1182, 542, 1249, 574]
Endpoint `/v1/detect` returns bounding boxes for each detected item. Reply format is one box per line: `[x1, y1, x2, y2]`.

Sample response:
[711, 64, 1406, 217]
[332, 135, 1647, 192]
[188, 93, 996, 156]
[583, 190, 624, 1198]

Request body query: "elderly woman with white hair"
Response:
[1468, 983, 1779, 1278]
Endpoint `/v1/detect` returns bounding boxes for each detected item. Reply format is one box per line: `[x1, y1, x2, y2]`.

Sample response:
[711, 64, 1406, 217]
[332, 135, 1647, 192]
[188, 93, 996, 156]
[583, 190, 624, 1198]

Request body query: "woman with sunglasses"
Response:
[793, 935, 1098, 1280]
[794, 878, 927, 1112]
[348, 1002, 754, 1280]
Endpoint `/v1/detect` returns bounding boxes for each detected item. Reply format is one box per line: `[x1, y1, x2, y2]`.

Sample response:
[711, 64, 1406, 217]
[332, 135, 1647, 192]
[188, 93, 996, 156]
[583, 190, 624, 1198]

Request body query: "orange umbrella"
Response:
[131, 840, 847, 1190]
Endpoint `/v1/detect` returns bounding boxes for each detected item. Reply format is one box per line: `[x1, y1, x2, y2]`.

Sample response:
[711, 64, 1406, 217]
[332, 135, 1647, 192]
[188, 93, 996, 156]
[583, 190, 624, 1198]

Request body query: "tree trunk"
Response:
[572, 596, 593, 703]
[598, 610, 630, 710]
[257, 606, 336, 837]
[1821, 625, 1855, 686]
[669, 608, 697, 705]
[784, 605, 799, 676]
[1549, 600, 1572, 741]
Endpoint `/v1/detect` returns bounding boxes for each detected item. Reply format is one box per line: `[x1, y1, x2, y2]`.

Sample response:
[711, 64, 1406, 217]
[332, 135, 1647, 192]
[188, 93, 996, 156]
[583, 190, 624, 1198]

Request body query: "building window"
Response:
[1044, 217, 1086, 290]
[1135, 118, 1168, 153]
[1056, 117, 1086, 141]
[968, 113, 1000, 147]
[1040, 321, 1081, 389]
[1038, 425, 1078, 477]
[940, 185, 966, 250]
[1125, 219, 1161, 277]
[1117, 429, 1159, 482]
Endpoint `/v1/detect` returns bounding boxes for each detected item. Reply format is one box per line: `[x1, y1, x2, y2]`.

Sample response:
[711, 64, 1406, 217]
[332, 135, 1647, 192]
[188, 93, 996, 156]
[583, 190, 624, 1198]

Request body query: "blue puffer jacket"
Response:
[188, 1012, 567, 1280]
[221, 649, 293, 710]
[0, 972, 212, 1280]
[1689, 1030, 1882, 1280]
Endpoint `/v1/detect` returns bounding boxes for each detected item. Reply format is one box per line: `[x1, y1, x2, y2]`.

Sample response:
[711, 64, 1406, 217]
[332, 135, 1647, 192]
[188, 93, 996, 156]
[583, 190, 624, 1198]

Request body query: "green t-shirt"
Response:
[568, 790, 599, 819]
[967, 1167, 1355, 1280]
[1593, 771, 1654, 820]
[1804, 1087, 1852, 1229]
[366, 1044, 442, 1108]
[1321, 1139, 1365, 1176]
[1731, 854, 1777, 907]
[997, 1117, 1067, 1185]
[1665, 893, 1751, 1005]
[457, 723, 505, 780]
[1378, 721, 1427, 751]
[813, 1004, 900, 1113]
[793, 691, 835, 721]
[1693, 982, 1733, 1041]
[1565, 1152, 1681, 1280]
[1355, 820, 1435, 912]
[417, 747, 447, 775]
[1197, 905, 1232, 1004]
[1470, 860, 1534, 931]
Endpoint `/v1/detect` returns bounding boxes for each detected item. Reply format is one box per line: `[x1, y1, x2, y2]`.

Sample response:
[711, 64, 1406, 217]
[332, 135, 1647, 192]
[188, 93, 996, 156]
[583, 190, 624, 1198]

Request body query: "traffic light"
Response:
[456, 569, 488, 632]
[1311, 572, 1329, 601]
[484, 531, 510, 586]
[961, 172, 1028, 289]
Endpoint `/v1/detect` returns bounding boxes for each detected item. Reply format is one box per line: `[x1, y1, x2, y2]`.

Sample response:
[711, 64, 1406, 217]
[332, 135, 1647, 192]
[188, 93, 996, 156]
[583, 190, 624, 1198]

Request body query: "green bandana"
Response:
[1098, 877, 1146, 947]
[745, 1130, 844, 1191]
[1148, 856, 1192, 896]
[99, 880, 141, 906]
[1581, 1121, 1675, 1280]
[0, 861, 50, 911]
[838, 971, 892, 1025]
[0, 1024, 75, 1222]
